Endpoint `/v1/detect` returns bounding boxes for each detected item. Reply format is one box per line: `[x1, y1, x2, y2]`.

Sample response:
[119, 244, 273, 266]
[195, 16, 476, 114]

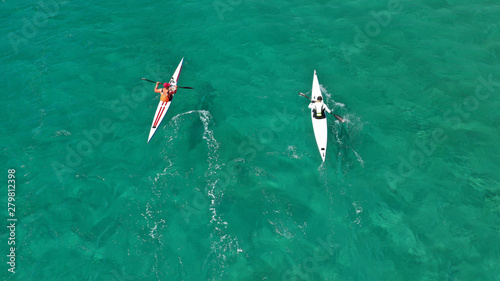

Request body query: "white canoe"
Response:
[311, 70, 328, 162]
[147, 58, 184, 143]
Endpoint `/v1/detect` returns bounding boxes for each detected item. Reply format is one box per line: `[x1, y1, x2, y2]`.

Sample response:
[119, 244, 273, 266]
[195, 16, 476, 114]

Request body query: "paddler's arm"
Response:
[154, 82, 162, 93]
[323, 104, 332, 114]
[308, 102, 315, 109]
[323, 104, 344, 122]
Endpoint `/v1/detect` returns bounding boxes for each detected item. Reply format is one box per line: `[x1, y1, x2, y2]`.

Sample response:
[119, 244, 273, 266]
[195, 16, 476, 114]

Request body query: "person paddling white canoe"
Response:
[299, 70, 344, 162]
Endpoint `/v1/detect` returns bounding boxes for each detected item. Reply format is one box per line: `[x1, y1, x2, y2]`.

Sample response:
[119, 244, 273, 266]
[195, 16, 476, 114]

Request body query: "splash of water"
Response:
[321, 85, 365, 168]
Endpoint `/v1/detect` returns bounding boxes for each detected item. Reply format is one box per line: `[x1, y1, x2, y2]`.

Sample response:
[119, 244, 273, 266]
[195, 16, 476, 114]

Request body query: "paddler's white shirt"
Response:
[308, 101, 331, 114]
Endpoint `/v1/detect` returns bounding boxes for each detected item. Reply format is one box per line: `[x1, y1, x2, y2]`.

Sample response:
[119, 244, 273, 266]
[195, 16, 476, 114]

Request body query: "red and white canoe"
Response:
[147, 58, 184, 143]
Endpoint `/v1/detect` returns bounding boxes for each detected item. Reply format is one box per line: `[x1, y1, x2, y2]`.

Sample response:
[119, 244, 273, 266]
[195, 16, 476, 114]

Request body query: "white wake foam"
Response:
[168, 110, 243, 278]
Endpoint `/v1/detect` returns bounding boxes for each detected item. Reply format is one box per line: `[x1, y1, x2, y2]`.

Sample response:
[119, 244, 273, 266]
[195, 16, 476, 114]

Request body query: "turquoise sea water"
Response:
[2, 0, 500, 280]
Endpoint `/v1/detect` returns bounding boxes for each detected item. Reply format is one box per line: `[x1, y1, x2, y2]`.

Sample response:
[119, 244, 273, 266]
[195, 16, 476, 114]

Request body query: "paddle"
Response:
[299, 92, 345, 123]
[141, 78, 194, 89]
[298, 92, 312, 101]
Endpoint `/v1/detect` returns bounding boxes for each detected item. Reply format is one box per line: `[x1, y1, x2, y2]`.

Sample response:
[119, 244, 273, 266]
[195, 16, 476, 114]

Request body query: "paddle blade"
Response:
[299, 92, 311, 100]
[141, 78, 157, 83]
[333, 114, 345, 123]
